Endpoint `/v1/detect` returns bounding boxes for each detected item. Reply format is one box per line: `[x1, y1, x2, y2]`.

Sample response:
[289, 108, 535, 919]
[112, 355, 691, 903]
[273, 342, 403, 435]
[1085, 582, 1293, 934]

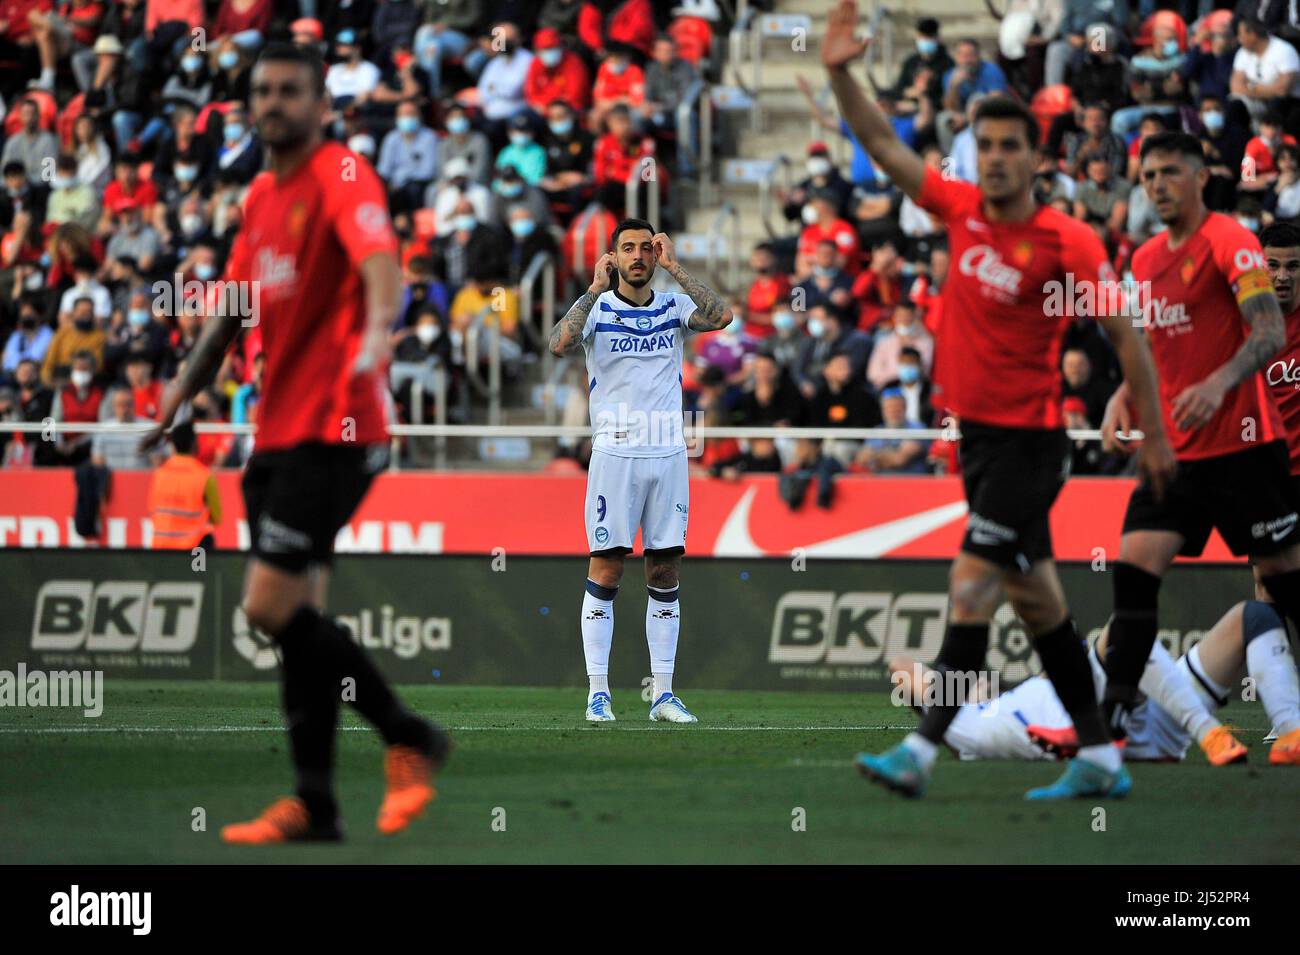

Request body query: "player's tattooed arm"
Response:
[651, 232, 732, 331]
[550, 291, 600, 356]
[1222, 291, 1286, 388]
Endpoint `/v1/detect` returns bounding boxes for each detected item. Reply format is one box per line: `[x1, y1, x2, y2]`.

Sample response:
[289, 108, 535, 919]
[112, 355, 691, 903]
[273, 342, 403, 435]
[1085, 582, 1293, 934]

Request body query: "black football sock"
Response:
[286, 606, 430, 750]
[915, 622, 990, 745]
[1033, 616, 1109, 748]
[1101, 562, 1162, 736]
[1259, 568, 1300, 634]
[274, 607, 341, 826]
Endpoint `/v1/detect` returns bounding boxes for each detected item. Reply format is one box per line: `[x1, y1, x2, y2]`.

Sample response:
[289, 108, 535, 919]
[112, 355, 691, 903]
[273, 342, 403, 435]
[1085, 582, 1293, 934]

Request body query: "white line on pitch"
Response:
[0, 724, 911, 734]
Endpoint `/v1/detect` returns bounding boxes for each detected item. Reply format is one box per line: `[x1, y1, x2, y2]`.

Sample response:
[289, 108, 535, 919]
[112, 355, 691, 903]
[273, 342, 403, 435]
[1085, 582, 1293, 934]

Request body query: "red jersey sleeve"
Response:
[1208, 215, 1272, 308]
[323, 152, 399, 267]
[914, 165, 980, 224]
[1058, 218, 1119, 321]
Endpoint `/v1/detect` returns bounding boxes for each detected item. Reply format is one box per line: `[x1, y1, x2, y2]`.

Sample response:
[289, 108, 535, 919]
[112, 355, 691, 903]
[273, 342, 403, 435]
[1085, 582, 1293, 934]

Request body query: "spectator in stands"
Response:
[939, 39, 1009, 151]
[894, 17, 954, 108]
[1112, 24, 1186, 136]
[1063, 395, 1120, 475]
[104, 200, 160, 274]
[867, 300, 934, 392]
[1074, 152, 1129, 241]
[1063, 23, 1128, 109]
[212, 104, 261, 185]
[162, 46, 214, 111]
[27, 0, 103, 91]
[795, 190, 860, 279]
[162, 307, 199, 379]
[743, 243, 790, 340]
[795, 239, 854, 315]
[506, 204, 557, 282]
[696, 313, 756, 385]
[794, 305, 872, 395]
[58, 255, 110, 323]
[852, 239, 904, 332]
[794, 353, 882, 507]
[90, 384, 151, 470]
[781, 142, 854, 224]
[378, 101, 439, 213]
[894, 346, 934, 425]
[1231, 17, 1300, 121]
[397, 256, 450, 330]
[592, 104, 657, 212]
[46, 153, 99, 229]
[1180, 15, 1235, 101]
[1243, 110, 1295, 193]
[1061, 345, 1116, 426]
[1, 99, 58, 186]
[525, 27, 590, 116]
[709, 437, 783, 480]
[1045, 0, 1129, 87]
[450, 275, 522, 373]
[413, 0, 487, 95]
[0, 160, 46, 232]
[496, 113, 547, 185]
[539, 99, 594, 219]
[854, 386, 929, 474]
[477, 21, 534, 141]
[1200, 94, 1250, 211]
[493, 163, 551, 229]
[123, 349, 160, 419]
[42, 297, 104, 384]
[947, 92, 985, 183]
[537, 0, 603, 61]
[591, 45, 646, 131]
[1273, 143, 1300, 217]
[1064, 102, 1126, 179]
[437, 105, 492, 184]
[50, 349, 103, 464]
[71, 114, 112, 193]
[326, 28, 381, 117]
[736, 350, 804, 427]
[104, 290, 167, 377]
[642, 34, 697, 135]
[3, 297, 52, 374]
[428, 157, 492, 237]
[1033, 145, 1076, 206]
[13, 357, 53, 431]
[99, 154, 157, 235]
[434, 197, 507, 291]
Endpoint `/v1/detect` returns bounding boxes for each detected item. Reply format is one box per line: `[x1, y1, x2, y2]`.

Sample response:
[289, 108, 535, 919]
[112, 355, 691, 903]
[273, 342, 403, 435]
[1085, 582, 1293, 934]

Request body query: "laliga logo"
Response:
[1268, 356, 1300, 389]
[958, 245, 1022, 295]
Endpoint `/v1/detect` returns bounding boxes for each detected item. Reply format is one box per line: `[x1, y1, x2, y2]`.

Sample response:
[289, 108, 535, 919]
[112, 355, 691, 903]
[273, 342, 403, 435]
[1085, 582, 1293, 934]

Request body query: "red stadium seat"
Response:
[1135, 11, 1188, 51]
[56, 93, 85, 150]
[562, 205, 619, 278]
[669, 16, 713, 65]
[1030, 85, 1073, 146]
[1195, 9, 1233, 51]
[4, 88, 57, 135]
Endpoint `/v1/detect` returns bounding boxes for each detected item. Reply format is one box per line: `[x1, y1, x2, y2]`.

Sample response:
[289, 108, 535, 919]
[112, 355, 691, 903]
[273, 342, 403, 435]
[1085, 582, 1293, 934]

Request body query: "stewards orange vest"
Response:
[148, 454, 216, 549]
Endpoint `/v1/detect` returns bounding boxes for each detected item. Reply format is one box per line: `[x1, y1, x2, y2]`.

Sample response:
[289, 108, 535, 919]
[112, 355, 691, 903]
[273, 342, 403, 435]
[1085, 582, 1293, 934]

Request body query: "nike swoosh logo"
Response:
[713, 486, 969, 557]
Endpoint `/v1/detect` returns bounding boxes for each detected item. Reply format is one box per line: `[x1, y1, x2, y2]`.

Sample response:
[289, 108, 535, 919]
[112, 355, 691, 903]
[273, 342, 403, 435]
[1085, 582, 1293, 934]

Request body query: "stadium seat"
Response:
[1135, 11, 1188, 51]
[1030, 85, 1073, 147]
[669, 16, 713, 66]
[4, 88, 57, 135]
[1194, 9, 1233, 51]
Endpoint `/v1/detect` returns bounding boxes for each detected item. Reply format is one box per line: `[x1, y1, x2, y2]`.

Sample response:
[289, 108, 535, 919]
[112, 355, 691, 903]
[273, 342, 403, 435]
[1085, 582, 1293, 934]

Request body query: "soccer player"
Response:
[822, 0, 1176, 800]
[548, 219, 732, 723]
[143, 43, 449, 843]
[895, 600, 1300, 765]
[1099, 133, 1300, 758]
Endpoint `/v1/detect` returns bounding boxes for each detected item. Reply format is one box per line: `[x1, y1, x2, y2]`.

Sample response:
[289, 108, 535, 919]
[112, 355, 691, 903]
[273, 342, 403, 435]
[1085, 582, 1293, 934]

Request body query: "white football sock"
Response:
[653, 673, 673, 699]
[1244, 608, 1300, 737]
[901, 732, 938, 771]
[589, 674, 610, 697]
[1140, 639, 1220, 743]
[581, 580, 617, 699]
[646, 585, 680, 689]
[1078, 743, 1122, 772]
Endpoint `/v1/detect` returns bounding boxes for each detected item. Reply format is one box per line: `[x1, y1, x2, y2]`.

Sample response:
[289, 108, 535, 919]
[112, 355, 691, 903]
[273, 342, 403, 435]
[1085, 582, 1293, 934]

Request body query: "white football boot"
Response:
[585, 691, 615, 722]
[649, 692, 698, 723]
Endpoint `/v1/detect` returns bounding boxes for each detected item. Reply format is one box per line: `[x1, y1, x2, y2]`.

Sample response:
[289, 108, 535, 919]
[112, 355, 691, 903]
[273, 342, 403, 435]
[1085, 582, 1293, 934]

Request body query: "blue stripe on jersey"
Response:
[589, 378, 597, 393]
[593, 318, 681, 336]
[598, 297, 675, 318]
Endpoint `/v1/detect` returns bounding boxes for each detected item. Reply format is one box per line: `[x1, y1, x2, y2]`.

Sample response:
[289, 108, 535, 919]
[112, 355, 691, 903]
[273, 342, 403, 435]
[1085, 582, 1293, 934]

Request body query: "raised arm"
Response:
[653, 233, 732, 331]
[549, 252, 616, 356]
[821, 0, 926, 199]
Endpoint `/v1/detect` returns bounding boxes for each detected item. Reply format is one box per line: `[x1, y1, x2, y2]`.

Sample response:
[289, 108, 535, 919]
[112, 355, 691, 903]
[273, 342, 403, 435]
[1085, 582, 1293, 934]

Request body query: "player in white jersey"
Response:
[549, 219, 733, 723]
[889, 600, 1300, 764]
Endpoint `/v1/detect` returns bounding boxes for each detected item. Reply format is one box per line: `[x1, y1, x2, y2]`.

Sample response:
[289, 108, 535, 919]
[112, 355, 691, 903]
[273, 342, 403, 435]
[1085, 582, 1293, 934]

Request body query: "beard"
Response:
[622, 263, 653, 287]
[257, 112, 314, 150]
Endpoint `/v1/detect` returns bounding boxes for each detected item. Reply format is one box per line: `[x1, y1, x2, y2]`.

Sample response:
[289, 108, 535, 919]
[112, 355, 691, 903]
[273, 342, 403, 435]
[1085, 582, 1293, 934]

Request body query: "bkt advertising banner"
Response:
[0, 550, 1254, 691]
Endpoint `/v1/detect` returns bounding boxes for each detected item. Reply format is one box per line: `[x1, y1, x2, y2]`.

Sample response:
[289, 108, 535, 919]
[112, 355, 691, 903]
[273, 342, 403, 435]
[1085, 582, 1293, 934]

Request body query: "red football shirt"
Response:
[915, 166, 1115, 430]
[1265, 305, 1300, 474]
[1130, 211, 1283, 460]
[224, 141, 397, 453]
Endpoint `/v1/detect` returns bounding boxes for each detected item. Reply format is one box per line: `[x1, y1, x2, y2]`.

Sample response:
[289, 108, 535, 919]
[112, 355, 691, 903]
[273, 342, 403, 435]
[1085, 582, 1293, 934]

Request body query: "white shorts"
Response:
[585, 448, 689, 554]
[1124, 654, 1197, 762]
[945, 676, 1068, 761]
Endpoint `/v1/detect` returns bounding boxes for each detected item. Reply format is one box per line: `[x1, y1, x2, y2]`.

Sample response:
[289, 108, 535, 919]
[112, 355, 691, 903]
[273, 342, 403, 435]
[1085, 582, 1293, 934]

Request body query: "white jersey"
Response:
[581, 288, 696, 458]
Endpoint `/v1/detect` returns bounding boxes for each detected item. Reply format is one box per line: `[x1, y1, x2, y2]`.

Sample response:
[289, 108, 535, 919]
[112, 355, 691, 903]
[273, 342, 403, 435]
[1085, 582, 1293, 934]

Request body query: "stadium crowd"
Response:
[0, 0, 1290, 507]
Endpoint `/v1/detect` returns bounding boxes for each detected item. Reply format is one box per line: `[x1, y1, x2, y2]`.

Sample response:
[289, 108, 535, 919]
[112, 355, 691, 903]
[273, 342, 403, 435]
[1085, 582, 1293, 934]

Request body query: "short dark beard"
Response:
[622, 265, 653, 288]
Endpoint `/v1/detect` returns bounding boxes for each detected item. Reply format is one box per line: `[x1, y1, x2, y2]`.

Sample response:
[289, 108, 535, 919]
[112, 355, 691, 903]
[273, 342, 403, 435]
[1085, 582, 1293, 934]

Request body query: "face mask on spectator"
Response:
[218, 50, 240, 70]
[773, 310, 796, 332]
[898, 363, 921, 384]
[454, 214, 477, 232]
[510, 218, 535, 239]
[1202, 110, 1224, 134]
[396, 115, 420, 134]
[181, 213, 204, 234]
[181, 54, 203, 73]
[494, 178, 523, 198]
[807, 157, 832, 177]
[415, 323, 439, 345]
[53, 174, 75, 190]
[874, 168, 892, 187]
[128, 308, 150, 328]
[1162, 39, 1178, 57]
[807, 316, 826, 338]
[224, 122, 245, 142]
[539, 48, 563, 68]
[724, 317, 744, 336]
[175, 164, 198, 183]
[549, 118, 573, 136]
[917, 38, 938, 56]
[801, 204, 818, 225]
[813, 264, 834, 278]
[194, 262, 216, 281]
[71, 369, 92, 388]
[447, 116, 469, 135]
[25, 271, 44, 291]
[348, 134, 376, 157]
[608, 60, 628, 75]
[509, 131, 532, 146]
[1238, 216, 1260, 232]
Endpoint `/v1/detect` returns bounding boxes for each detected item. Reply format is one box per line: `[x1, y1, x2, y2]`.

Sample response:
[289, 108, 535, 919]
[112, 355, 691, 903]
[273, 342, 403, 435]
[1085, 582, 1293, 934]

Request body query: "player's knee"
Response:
[1242, 599, 1285, 646]
[588, 557, 624, 588]
[948, 569, 999, 621]
[646, 563, 679, 591]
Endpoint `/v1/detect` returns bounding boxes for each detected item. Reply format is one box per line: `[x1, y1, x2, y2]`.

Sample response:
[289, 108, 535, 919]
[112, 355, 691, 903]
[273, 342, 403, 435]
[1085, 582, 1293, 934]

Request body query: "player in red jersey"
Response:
[144, 44, 449, 843]
[1261, 222, 1300, 488]
[1099, 132, 1300, 749]
[822, 0, 1175, 800]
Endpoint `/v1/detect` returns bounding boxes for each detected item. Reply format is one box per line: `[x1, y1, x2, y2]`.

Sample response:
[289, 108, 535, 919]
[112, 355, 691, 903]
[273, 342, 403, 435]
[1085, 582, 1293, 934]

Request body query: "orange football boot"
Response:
[1268, 727, 1300, 765]
[221, 796, 341, 844]
[377, 745, 438, 835]
[1199, 725, 1248, 766]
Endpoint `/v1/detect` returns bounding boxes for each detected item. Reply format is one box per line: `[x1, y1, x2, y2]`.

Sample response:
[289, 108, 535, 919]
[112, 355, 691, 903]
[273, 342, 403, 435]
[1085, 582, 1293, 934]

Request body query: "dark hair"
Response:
[1262, 110, 1285, 128]
[1239, 17, 1267, 39]
[1139, 130, 1204, 164]
[255, 41, 326, 95]
[972, 95, 1040, 148]
[1260, 221, 1300, 249]
[611, 218, 655, 248]
[900, 345, 922, 361]
[170, 421, 196, 455]
[2, 161, 25, 178]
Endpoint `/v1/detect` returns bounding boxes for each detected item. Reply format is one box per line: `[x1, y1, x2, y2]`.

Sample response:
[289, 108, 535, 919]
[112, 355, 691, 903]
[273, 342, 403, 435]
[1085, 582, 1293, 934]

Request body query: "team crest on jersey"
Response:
[288, 201, 307, 237]
[1011, 240, 1034, 268]
[1180, 256, 1196, 284]
[636, 315, 652, 330]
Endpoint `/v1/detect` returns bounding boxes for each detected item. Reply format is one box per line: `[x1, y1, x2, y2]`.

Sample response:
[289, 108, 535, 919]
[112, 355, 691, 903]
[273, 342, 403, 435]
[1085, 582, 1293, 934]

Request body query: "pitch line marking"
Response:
[0, 724, 914, 735]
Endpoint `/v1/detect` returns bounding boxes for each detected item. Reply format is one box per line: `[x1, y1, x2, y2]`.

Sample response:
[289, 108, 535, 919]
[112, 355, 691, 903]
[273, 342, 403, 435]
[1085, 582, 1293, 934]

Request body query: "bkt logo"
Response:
[770, 590, 948, 665]
[32, 580, 203, 652]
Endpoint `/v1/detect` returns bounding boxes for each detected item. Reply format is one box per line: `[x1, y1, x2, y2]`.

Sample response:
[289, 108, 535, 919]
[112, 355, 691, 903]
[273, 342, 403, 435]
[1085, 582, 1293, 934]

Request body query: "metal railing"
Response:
[757, 153, 795, 239]
[706, 203, 741, 291]
[624, 154, 660, 226]
[462, 315, 502, 426]
[518, 250, 556, 379]
[569, 202, 603, 301]
[677, 77, 714, 208]
[389, 360, 449, 469]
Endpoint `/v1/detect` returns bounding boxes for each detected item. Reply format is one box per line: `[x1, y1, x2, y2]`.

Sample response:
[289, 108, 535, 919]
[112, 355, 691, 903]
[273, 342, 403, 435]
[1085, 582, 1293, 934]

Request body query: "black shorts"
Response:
[1122, 440, 1300, 558]
[242, 442, 388, 573]
[959, 421, 1072, 572]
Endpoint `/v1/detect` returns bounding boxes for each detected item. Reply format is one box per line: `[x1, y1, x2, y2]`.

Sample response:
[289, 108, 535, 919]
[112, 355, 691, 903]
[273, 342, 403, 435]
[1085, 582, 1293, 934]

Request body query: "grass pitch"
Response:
[1, 683, 1294, 864]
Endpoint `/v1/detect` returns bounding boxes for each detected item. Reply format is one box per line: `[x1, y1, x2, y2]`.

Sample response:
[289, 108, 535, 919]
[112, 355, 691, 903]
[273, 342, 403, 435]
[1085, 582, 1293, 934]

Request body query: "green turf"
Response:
[0, 682, 1294, 864]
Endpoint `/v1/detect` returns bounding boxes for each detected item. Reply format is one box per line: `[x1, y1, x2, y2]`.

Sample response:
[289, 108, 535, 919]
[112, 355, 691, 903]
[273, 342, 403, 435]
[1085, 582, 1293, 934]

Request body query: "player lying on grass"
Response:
[887, 601, 1300, 765]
